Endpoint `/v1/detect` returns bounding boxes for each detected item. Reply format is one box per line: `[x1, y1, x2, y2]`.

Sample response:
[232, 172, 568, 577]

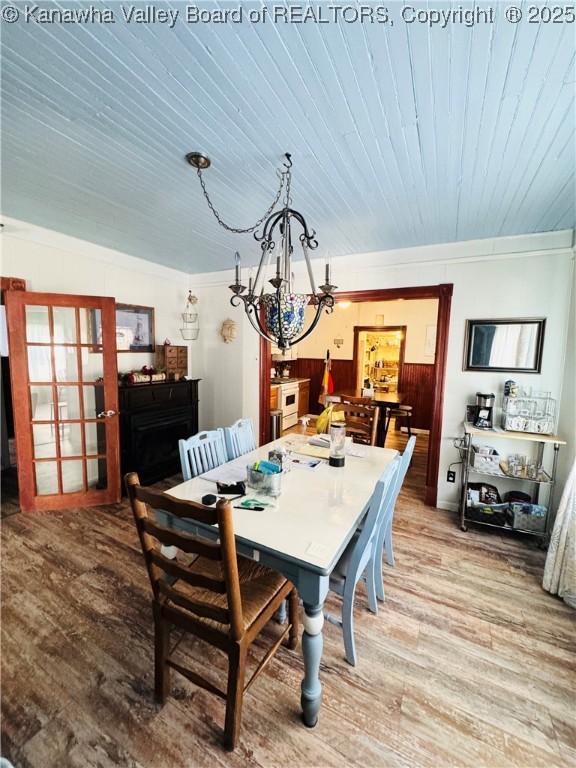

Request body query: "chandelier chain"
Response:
[196, 165, 288, 234]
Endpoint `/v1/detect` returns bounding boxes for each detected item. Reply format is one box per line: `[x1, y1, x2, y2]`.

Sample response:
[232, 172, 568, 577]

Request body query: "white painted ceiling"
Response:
[2, 2, 574, 273]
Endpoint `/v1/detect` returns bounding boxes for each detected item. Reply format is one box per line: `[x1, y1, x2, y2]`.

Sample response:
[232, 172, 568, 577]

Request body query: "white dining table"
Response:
[165, 435, 398, 727]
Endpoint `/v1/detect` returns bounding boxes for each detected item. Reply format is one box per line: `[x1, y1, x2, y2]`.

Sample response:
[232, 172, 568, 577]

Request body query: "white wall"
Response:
[557, 261, 576, 497]
[1, 216, 192, 390]
[296, 298, 438, 363]
[1, 217, 262, 437]
[190, 229, 575, 511]
[3, 218, 574, 512]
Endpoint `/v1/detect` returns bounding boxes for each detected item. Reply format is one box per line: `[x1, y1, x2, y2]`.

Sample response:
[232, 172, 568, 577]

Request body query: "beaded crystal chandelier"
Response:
[186, 151, 336, 350]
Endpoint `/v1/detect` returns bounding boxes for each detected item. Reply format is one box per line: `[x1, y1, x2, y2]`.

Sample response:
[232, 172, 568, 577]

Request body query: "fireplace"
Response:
[118, 380, 200, 486]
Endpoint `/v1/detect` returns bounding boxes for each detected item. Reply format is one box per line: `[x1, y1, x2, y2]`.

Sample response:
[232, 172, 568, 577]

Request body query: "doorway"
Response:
[353, 325, 406, 393]
[259, 284, 453, 506]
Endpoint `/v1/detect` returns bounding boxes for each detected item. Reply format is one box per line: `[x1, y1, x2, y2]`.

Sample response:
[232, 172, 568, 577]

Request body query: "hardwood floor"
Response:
[2, 431, 575, 767]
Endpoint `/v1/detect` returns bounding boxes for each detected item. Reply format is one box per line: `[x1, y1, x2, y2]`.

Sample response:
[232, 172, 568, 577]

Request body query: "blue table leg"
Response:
[301, 602, 324, 727]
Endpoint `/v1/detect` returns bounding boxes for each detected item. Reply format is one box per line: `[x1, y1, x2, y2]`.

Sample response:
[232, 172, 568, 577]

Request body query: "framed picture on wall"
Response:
[463, 318, 545, 373]
[89, 304, 155, 352]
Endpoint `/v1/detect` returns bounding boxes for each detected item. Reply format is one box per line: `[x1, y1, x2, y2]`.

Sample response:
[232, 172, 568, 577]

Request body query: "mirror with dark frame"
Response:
[464, 318, 546, 373]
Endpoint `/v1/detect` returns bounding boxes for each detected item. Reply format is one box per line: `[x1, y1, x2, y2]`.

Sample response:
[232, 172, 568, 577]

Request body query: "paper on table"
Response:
[290, 456, 323, 470]
[201, 457, 247, 484]
[291, 444, 330, 460]
[308, 435, 330, 448]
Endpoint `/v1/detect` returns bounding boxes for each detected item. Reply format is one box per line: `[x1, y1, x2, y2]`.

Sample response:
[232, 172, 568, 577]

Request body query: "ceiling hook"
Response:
[283, 152, 292, 169]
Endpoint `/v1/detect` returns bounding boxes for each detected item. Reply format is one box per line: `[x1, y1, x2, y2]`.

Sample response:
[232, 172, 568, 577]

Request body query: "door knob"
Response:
[97, 410, 117, 418]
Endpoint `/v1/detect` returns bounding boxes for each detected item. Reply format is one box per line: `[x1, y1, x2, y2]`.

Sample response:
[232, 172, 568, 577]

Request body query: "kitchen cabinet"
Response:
[270, 384, 279, 411]
[298, 379, 310, 417]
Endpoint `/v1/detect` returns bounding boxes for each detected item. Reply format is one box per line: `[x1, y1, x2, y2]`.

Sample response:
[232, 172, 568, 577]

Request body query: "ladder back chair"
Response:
[125, 473, 299, 751]
[223, 418, 257, 461]
[373, 435, 416, 601]
[179, 429, 227, 481]
[333, 402, 379, 446]
[325, 458, 400, 665]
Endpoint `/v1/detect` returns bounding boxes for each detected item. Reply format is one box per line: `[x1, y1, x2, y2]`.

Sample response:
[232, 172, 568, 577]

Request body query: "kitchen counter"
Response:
[271, 378, 310, 385]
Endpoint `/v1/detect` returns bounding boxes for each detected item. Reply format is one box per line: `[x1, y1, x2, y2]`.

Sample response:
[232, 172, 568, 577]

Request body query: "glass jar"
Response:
[329, 423, 346, 468]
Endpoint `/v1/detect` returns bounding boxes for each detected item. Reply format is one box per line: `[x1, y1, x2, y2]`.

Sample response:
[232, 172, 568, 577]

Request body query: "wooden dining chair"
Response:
[373, 436, 416, 601]
[333, 402, 379, 446]
[125, 473, 299, 751]
[179, 430, 228, 480]
[223, 418, 257, 461]
[384, 404, 413, 442]
[324, 458, 400, 665]
[340, 395, 372, 406]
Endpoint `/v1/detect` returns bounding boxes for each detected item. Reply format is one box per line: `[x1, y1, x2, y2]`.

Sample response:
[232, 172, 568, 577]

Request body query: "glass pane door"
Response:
[6, 293, 119, 512]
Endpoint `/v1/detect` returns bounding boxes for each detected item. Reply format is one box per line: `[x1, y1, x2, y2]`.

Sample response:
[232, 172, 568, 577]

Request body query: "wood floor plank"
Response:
[2, 431, 574, 767]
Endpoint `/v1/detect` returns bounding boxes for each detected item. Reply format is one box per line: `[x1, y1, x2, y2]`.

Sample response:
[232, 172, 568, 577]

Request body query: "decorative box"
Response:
[470, 445, 500, 472]
[510, 503, 547, 532]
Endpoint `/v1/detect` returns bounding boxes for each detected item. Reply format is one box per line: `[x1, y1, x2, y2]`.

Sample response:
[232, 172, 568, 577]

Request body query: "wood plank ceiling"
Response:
[2, 1, 574, 273]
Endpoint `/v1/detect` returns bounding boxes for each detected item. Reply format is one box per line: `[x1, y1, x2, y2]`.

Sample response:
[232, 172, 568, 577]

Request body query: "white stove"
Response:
[278, 381, 299, 431]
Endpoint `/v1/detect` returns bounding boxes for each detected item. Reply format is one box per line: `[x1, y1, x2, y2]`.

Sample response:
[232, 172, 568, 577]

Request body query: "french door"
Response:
[5, 292, 120, 512]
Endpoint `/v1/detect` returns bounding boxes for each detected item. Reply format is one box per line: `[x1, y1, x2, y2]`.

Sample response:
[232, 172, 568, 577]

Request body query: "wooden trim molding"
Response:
[259, 335, 271, 445]
[424, 284, 453, 506]
[336, 286, 446, 303]
[259, 283, 454, 507]
[1, 277, 26, 292]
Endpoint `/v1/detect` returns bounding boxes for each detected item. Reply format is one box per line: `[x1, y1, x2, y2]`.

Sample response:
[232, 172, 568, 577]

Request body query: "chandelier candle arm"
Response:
[302, 241, 319, 299]
[252, 241, 270, 298]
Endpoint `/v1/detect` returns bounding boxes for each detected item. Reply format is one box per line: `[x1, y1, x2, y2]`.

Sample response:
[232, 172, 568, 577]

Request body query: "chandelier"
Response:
[186, 151, 336, 350]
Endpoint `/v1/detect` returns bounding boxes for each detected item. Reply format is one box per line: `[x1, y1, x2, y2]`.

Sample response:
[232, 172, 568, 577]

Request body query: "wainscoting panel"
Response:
[290, 358, 435, 427]
[399, 363, 435, 430]
[289, 358, 356, 413]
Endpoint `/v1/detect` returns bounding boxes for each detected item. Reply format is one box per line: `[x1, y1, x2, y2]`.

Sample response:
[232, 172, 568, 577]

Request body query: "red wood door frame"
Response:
[5, 291, 120, 512]
[259, 284, 453, 507]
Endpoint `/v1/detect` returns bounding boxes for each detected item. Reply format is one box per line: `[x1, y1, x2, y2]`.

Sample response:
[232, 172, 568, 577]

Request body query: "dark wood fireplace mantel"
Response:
[119, 379, 200, 486]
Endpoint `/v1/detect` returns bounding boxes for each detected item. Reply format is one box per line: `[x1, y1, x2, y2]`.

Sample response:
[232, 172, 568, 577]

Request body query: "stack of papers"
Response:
[201, 457, 247, 484]
[293, 444, 330, 460]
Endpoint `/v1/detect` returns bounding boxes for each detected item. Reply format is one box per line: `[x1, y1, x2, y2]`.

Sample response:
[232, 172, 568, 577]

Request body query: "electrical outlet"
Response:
[447, 470, 456, 483]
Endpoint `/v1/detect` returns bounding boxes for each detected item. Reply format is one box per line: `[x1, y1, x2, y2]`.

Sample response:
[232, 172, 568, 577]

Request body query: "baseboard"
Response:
[436, 501, 459, 512]
[399, 427, 429, 434]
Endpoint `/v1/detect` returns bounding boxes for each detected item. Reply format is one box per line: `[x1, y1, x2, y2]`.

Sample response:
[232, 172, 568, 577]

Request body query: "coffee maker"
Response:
[473, 392, 495, 430]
